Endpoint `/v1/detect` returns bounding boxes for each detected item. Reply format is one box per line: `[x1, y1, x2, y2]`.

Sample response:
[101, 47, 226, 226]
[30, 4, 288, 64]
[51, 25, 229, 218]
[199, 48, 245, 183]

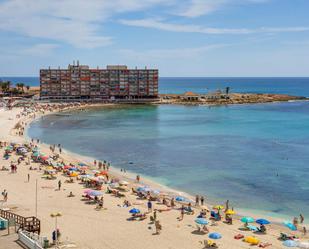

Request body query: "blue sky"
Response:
[0, 0, 309, 77]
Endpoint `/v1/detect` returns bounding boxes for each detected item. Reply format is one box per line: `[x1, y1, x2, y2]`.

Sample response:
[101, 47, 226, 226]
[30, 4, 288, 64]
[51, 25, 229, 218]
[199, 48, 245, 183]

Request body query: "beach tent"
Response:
[283, 221, 297, 231]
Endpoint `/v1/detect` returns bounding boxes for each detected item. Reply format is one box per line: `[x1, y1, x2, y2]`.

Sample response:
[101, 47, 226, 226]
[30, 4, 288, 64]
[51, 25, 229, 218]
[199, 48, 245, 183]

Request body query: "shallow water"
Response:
[28, 101, 309, 219]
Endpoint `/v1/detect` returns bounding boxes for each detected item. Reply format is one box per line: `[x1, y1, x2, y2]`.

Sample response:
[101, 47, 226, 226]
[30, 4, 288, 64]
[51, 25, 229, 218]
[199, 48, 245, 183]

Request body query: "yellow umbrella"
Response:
[46, 166, 53, 170]
[213, 205, 224, 210]
[225, 209, 235, 215]
[70, 172, 78, 177]
[244, 236, 259, 245]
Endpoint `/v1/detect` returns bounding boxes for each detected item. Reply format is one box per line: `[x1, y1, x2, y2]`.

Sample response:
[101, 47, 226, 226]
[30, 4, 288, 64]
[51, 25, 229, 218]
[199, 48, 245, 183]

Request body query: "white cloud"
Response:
[119, 18, 309, 35]
[119, 44, 229, 60]
[0, 0, 171, 48]
[22, 44, 59, 57]
[176, 0, 269, 18]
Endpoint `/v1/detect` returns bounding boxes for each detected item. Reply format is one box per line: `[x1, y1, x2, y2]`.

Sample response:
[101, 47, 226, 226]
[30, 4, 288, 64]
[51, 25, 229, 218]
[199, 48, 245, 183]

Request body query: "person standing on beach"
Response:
[200, 196, 204, 206]
[136, 175, 140, 183]
[94, 160, 97, 167]
[59, 148, 62, 154]
[27, 173, 30, 182]
[155, 220, 162, 235]
[225, 200, 230, 211]
[303, 227, 307, 236]
[58, 180, 62, 191]
[148, 200, 152, 212]
[195, 195, 199, 206]
[300, 214, 304, 224]
[179, 205, 185, 221]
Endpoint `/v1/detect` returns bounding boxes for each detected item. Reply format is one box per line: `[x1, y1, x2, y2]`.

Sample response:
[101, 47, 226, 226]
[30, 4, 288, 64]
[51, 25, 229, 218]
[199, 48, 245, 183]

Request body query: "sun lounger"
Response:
[259, 242, 272, 248]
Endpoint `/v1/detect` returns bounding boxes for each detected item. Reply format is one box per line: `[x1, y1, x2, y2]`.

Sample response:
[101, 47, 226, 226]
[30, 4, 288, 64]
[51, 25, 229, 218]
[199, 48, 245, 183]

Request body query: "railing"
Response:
[0, 210, 40, 234]
[18, 230, 44, 249]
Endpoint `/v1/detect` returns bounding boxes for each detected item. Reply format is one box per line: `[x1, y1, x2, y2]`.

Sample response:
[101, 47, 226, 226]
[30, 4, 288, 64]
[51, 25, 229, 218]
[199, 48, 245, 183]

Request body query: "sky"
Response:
[0, 0, 309, 77]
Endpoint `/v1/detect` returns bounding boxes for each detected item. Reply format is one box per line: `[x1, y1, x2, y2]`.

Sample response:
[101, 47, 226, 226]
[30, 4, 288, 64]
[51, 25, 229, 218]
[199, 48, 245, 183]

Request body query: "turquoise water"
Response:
[28, 101, 309, 219]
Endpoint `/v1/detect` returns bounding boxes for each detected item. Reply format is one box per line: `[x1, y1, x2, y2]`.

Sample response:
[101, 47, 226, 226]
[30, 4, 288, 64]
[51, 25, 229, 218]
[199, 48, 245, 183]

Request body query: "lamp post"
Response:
[50, 212, 62, 248]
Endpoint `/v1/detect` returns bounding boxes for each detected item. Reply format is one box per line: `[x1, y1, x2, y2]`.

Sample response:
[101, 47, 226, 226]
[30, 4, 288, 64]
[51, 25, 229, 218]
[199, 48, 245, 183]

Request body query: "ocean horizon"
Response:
[1, 76, 309, 97]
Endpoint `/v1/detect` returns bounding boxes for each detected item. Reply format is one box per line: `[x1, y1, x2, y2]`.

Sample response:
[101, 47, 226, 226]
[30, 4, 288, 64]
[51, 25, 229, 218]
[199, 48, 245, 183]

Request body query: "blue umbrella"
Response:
[195, 218, 209, 225]
[175, 196, 190, 202]
[256, 219, 271, 225]
[209, 233, 222, 239]
[78, 163, 87, 166]
[129, 208, 140, 214]
[69, 168, 78, 171]
[283, 240, 298, 247]
[241, 217, 254, 223]
[89, 190, 103, 197]
[283, 221, 297, 231]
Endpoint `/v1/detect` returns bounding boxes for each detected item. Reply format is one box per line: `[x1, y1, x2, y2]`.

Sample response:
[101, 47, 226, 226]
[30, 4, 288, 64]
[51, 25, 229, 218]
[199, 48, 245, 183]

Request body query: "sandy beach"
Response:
[0, 104, 308, 249]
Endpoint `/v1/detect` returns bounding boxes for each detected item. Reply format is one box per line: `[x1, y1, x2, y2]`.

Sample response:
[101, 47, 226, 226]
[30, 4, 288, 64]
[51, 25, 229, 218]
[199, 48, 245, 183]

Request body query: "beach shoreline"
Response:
[24, 104, 309, 226]
[0, 103, 308, 249]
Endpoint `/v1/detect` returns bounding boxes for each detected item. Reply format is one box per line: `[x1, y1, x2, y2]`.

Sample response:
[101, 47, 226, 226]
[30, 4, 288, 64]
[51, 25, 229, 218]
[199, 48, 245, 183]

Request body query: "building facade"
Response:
[40, 63, 158, 100]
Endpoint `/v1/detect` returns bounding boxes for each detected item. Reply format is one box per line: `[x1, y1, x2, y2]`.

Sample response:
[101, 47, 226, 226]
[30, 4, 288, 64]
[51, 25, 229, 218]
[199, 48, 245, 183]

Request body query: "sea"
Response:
[9, 76, 309, 220]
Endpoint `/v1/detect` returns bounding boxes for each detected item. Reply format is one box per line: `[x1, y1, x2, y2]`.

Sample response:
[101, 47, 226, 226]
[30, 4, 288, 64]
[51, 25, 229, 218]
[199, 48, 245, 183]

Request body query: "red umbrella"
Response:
[100, 171, 108, 176]
[40, 156, 49, 161]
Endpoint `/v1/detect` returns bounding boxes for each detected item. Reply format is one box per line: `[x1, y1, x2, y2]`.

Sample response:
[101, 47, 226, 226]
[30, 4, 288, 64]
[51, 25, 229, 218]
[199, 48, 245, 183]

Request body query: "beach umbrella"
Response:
[241, 217, 255, 223]
[92, 170, 100, 174]
[256, 219, 270, 225]
[68, 167, 78, 171]
[247, 225, 258, 231]
[213, 205, 224, 210]
[195, 218, 209, 225]
[151, 189, 160, 195]
[244, 236, 260, 245]
[64, 165, 72, 170]
[5, 145, 13, 151]
[175, 196, 189, 202]
[100, 171, 108, 176]
[70, 172, 78, 177]
[129, 208, 140, 214]
[225, 210, 235, 215]
[283, 221, 297, 231]
[283, 240, 298, 247]
[110, 182, 119, 189]
[80, 174, 91, 179]
[84, 189, 92, 194]
[298, 242, 309, 249]
[79, 166, 88, 170]
[209, 233, 222, 239]
[40, 156, 49, 161]
[89, 190, 103, 197]
[32, 151, 40, 157]
[78, 163, 87, 166]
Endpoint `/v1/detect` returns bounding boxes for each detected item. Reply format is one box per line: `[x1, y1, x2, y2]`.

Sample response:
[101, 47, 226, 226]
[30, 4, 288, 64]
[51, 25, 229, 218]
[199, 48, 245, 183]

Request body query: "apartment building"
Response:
[40, 62, 159, 100]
